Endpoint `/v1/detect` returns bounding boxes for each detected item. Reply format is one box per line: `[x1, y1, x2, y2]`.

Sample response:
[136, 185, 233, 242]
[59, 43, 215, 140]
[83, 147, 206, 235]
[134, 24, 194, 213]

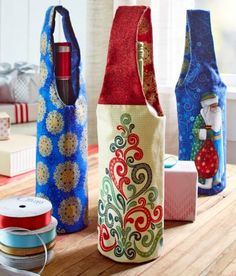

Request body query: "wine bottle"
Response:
[55, 42, 75, 105]
[137, 41, 144, 85]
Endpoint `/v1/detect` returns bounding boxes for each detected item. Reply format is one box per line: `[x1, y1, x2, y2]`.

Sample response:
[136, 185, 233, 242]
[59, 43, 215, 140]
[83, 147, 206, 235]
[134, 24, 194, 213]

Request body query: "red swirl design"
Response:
[109, 133, 144, 199]
[98, 224, 117, 252]
[124, 134, 143, 160]
[124, 197, 163, 232]
[109, 157, 130, 199]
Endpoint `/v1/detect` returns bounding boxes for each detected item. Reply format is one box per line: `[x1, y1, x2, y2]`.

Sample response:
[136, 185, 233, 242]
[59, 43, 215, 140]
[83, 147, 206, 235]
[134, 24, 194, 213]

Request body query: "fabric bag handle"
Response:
[177, 10, 219, 86]
[41, 6, 80, 91]
[99, 6, 163, 116]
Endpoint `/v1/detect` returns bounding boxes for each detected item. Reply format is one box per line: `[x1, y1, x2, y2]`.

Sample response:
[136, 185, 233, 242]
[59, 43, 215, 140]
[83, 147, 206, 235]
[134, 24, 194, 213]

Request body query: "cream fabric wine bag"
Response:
[97, 6, 165, 263]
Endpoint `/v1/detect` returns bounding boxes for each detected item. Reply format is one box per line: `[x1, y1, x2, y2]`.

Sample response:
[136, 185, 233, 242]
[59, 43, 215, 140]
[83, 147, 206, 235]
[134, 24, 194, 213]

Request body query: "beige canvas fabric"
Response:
[97, 104, 165, 263]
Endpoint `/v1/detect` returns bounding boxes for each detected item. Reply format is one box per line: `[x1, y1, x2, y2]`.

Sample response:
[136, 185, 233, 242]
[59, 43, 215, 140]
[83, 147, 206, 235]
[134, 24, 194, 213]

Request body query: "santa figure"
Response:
[191, 92, 224, 189]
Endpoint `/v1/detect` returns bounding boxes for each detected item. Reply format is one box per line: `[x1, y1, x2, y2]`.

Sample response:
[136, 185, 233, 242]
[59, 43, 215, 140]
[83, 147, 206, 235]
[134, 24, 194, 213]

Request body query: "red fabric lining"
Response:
[98, 6, 163, 116]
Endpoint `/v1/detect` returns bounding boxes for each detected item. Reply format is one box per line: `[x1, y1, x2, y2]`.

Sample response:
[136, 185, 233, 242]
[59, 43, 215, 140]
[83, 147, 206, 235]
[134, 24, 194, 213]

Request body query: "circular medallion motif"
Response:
[39, 136, 52, 157]
[54, 161, 80, 192]
[36, 162, 49, 185]
[46, 111, 64, 135]
[40, 32, 47, 55]
[48, 8, 55, 26]
[58, 132, 78, 157]
[58, 197, 81, 225]
[38, 95, 46, 122]
[49, 83, 63, 108]
[80, 127, 88, 161]
[139, 16, 150, 35]
[143, 71, 156, 94]
[75, 96, 87, 125]
[40, 60, 48, 86]
[144, 42, 152, 65]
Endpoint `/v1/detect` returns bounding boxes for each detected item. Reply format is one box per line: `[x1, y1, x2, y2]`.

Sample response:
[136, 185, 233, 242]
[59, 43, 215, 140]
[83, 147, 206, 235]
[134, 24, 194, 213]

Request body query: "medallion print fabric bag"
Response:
[175, 10, 227, 195]
[97, 6, 165, 263]
[36, 6, 88, 233]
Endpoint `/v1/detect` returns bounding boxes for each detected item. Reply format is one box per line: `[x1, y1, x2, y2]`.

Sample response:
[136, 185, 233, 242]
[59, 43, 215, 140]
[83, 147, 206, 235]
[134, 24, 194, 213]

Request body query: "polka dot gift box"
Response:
[175, 10, 227, 196]
[0, 112, 10, 141]
[36, 6, 88, 234]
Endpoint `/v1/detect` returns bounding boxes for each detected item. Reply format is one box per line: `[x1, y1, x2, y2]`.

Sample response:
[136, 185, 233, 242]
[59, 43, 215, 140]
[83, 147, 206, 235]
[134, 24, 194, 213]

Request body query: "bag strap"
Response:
[99, 6, 163, 116]
[41, 6, 80, 92]
[188, 10, 219, 70]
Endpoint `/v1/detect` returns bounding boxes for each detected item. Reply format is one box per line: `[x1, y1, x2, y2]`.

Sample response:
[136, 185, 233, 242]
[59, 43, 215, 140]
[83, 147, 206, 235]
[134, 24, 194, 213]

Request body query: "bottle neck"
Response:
[187, 10, 217, 65]
[55, 42, 71, 79]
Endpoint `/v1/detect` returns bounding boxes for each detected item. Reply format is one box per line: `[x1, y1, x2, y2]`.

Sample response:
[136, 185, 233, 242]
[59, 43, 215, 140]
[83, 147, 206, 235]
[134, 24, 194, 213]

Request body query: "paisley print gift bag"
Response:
[36, 6, 88, 233]
[97, 6, 165, 263]
[175, 10, 227, 195]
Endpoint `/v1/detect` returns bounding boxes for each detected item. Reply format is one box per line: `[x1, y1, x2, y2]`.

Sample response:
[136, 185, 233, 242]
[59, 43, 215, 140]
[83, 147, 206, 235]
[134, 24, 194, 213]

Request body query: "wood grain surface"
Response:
[0, 147, 236, 276]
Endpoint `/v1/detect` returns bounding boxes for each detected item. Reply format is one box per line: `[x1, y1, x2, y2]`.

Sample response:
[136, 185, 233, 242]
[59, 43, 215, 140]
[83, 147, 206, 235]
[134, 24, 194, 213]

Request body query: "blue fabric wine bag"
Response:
[175, 10, 227, 195]
[36, 6, 88, 233]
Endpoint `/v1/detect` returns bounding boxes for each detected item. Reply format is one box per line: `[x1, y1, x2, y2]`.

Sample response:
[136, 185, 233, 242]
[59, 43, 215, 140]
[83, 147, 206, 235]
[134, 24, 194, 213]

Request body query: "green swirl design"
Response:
[120, 113, 131, 125]
[134, 228, 163, 258]
[128, 163, 152, 202]
[145, 186, 158, 209]
[110, 135, 126, 152]
[98, 198, 123, 228]
[101, 176, 123, 210]
[98, 113, 162, 261]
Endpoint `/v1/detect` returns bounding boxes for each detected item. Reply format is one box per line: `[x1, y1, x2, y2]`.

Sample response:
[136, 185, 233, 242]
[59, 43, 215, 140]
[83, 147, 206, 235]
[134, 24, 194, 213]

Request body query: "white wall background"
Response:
[0, 0, 87, 67]
[0, 0, 235, 163]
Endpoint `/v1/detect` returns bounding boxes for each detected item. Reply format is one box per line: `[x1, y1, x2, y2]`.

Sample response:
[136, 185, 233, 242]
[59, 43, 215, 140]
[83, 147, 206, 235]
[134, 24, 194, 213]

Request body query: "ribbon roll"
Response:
[0, 250, 54, 271]
[0, 196, 52, 230]
[0, 217, 57, 249]
[0, 240, 56, 257]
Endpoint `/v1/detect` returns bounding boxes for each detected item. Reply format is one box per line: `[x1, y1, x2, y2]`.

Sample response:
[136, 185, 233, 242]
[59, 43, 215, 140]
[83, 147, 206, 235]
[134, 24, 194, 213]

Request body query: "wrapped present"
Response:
[0, 134, 36, 176]
[0, 112, 10, 140]
[165, 161, 198, 222]
[0, 103, 38, 124]
[0, 62, 39, 104]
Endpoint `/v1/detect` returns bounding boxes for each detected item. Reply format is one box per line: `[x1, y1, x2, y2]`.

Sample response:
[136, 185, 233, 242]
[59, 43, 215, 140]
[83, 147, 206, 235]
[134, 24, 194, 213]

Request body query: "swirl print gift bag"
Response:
[175, 10, 227, 196]
[97, 6, 165, 263]
[36, 6, 88, 233]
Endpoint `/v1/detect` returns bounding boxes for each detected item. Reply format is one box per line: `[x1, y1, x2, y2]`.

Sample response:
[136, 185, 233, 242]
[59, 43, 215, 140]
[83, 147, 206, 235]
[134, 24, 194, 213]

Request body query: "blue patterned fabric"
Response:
[36, 6, 88, 233]
[175, 10, 227, 196]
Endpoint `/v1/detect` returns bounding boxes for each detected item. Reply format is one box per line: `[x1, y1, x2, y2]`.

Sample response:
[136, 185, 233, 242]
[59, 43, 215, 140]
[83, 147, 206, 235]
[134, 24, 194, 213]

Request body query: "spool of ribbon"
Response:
[0, 249, 54, 272]
[164, 154, 178, 169]
[0, 224, 51, 275]
[0, 240, 56, 257]
[0, 217, 57, 248]
[0, 196, 52, 230]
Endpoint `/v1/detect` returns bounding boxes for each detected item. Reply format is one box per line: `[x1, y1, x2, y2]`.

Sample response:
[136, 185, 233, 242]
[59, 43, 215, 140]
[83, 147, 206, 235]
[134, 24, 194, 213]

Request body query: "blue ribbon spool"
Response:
[0, 217, 57, 248]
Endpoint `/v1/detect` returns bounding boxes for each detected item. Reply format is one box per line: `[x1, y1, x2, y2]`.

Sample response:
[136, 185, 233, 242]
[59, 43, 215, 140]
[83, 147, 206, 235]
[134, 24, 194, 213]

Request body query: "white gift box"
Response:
[0, 134, 36, 176]
[0, 112, 10, 140]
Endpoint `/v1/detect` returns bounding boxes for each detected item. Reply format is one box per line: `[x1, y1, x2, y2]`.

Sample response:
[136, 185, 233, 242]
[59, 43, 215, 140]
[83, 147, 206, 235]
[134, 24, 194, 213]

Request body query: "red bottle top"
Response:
[55, 42, 71, 80]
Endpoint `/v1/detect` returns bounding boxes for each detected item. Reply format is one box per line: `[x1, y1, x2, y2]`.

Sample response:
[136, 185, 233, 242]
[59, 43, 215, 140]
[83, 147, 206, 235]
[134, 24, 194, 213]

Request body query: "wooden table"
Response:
[0, 147, 236, 276]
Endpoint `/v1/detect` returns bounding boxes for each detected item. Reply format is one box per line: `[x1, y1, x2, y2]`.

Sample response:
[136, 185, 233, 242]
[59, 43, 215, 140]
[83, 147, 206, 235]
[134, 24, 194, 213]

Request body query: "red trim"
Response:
[20, 103, 24, 123]
[25, 103, 29, 122]
[15, 104, 18, 124]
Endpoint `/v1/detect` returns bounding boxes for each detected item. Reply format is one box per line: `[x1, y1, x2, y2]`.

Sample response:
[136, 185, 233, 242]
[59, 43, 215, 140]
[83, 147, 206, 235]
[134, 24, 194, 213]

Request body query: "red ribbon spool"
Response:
[0, 196, 52, 230]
